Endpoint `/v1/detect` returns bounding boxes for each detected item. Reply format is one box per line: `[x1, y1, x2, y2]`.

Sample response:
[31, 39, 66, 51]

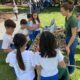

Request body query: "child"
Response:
[2, 19, 16, 53]
[13, 4, 18, 21]
[32, 12, 41, 39]
[6, 33, 35, 80]
[27, 13, 39, 41]
[18, 19, 28, 38]
[35, 31, 66, 80]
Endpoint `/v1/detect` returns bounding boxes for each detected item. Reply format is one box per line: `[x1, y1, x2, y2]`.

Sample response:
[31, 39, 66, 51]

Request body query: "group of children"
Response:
[1, 3, 80, 80]
[5, 32, 66, 80]
[2, 12, 40, 53]
[1, 12, 66, 80]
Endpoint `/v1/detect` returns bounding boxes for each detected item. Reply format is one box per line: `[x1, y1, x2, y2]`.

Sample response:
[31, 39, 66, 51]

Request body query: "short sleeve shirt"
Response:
[2, 33, 13, 49]
[65, 16, 78, 37]
[6, 50, 35, 80]
[34, 49, 64, 77]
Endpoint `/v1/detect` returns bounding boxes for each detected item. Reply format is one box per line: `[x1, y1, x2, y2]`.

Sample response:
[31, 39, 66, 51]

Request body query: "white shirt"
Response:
[35, 49, 64, 77]
[6, 50, 35, 80]
[27, 20, 40, 31]
[18, 29, 28, 36]
[35, 20, 40, 31]
[2, 33, 13, 49]
[13, 6, 18, 13]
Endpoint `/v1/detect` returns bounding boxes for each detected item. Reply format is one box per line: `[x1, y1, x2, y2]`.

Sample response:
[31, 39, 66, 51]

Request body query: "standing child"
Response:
[27, 13, 39, 41]
[13, 4, 18, 21]
[35, 31, 66, 80]
[32, 12, 41, 39]
[6, 33, 35, 80]
[2, 19, 16, 53]
[18, 19, 28, 38]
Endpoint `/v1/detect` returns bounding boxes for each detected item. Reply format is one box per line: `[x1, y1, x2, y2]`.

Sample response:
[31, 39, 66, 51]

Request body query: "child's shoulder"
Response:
[55, 49, 64, 61]
[3, 33, 12, 40]
[7, 50, 16, 57]
[6, 50, 17, 67]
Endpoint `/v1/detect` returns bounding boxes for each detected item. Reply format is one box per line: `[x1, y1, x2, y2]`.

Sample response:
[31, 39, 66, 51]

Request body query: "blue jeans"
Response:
[29, 30, 40, 41]
[40, 74, 58, 80]
[66, 36, 78, 74]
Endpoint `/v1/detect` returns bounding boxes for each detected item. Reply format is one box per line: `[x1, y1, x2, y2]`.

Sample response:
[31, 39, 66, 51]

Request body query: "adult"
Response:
[60, 1, 78, 74]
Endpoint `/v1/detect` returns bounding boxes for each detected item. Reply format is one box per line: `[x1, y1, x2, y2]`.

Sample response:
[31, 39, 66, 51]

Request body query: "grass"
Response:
[0, 5, 28, 13]
[0, 7, 80, 80]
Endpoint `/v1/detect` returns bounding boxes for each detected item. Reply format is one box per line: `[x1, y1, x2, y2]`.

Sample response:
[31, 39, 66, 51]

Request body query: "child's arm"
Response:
[27, 24, 39, 30]
[3, 49, 13, 53]
[57, 49, 66, 68]
[59, 60, 66, 68]
[36, 65, 41, 80]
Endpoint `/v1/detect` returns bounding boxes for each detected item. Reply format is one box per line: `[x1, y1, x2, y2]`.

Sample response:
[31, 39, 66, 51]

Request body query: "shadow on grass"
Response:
[76, 60, 80, 70]
[0, 7, 28, 13]
[40, 7, 60, 14]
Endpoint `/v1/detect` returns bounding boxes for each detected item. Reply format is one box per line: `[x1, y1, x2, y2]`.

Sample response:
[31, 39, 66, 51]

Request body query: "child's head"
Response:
[32, 12, 40, 23]
[4, 19, 16, 35]
[77, 13, 80, 21]
[32, 12, 38, 19]
[39, 31, 57, 58]
[20, 19, 27, 29]
[27, 14, 32, 21]
[13, 33, 27, 70]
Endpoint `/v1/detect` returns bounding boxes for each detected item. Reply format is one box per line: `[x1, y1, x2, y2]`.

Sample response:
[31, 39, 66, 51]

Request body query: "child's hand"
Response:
[34, 45, 40, 52]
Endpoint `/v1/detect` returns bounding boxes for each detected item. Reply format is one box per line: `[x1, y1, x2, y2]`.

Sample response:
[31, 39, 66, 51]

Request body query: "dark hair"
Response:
[4, 19, 16, 28]
[39, 31, 57, 58]
[27, 14, 32, 19]
[20, 19, 27, 25]
[32, 12, 40, 24]
[61, 1, 74, 12]
[13, 33, 27, 70]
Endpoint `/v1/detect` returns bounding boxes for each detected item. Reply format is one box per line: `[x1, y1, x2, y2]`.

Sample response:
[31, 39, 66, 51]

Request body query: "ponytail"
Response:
[13, 33, 27, 71]
[16, 48, 25, 70]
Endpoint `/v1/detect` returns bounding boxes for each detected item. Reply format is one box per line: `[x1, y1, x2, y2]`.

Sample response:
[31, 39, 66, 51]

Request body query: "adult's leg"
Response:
[68, 39, 78, 74]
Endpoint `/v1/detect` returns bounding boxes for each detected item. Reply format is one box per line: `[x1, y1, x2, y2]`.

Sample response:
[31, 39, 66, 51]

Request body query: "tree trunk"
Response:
[20, 0, 23, 5]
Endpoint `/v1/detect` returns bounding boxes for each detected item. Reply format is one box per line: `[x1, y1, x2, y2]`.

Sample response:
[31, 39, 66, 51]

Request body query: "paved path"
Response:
[0, 13, 27, 40]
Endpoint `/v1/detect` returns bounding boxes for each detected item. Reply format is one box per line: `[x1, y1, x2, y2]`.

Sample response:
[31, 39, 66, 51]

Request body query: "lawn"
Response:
[0, 5, 28, 13]
[0, 7, 80, 80]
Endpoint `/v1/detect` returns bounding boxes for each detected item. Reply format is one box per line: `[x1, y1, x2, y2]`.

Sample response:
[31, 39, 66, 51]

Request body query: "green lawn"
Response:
[0, 5, 28, 13]
[0, 7, 80, 80]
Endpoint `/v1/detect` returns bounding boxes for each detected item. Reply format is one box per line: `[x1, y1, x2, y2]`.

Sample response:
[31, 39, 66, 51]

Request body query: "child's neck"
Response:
[6, 32, 12, 36]
[20, 48, 25, 52]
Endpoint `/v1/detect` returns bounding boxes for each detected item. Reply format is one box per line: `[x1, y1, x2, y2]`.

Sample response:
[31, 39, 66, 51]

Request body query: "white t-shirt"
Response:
[18, 29, 28, 36]
[13, 6, 18, 13]
[34, 49, 64, 77]
[35, 20, 40, 31]
[6, 50, 35, 80]
[2, 33, 13, 49]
